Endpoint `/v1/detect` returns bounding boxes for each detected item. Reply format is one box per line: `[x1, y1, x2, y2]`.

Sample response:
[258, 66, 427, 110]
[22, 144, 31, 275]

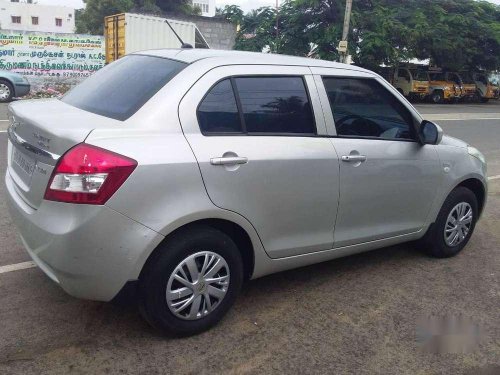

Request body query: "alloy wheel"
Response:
[0, 83, 11, 101]
[432, 92, 442, 103]
[166, 251, 230, 320]
[444, 202, 473, 247]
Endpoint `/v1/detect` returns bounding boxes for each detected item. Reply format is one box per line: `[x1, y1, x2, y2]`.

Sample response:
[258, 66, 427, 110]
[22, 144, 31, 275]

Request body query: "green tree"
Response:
[231, 0, 500, 71]
[216, 5, 244, 25]
[76, 0, 200, 35]
[409, 0, 500, 71]
[154, 0, 194, 14]
[76, 0, 134, 35]
[133, 0, 161, 14]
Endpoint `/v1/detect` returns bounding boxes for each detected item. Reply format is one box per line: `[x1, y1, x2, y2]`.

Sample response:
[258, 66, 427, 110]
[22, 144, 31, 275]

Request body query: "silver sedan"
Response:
[5, 50, 487, 336]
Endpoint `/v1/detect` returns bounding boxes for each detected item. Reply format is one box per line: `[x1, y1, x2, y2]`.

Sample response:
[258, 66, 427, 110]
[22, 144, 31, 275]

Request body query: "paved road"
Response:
[415, 101, 500, 176]
[0, 101, 499, 374]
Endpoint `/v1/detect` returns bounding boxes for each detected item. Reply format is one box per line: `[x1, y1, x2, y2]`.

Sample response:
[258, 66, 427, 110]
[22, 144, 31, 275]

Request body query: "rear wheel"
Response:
[139, 225, 243, 336]
[420, 187, 478, 258]
[431, 90, 444, 104]
[0, 80, 14, 103]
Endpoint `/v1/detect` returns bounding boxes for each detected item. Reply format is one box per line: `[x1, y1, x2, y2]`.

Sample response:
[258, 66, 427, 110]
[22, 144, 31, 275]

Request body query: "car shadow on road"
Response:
[92, 241, 429, 339]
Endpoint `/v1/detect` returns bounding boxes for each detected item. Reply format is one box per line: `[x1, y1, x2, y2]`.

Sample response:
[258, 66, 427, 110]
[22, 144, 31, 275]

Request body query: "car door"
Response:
[312, 68, 442, 248]
[179, 65, 340, 258]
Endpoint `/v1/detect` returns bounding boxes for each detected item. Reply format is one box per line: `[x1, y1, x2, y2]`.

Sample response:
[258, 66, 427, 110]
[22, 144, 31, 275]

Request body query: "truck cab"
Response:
[428, 71, 463, 103]
[473, 72, 496, 102]
[392, 67, 429, 100]
[457, 72, 477, 100]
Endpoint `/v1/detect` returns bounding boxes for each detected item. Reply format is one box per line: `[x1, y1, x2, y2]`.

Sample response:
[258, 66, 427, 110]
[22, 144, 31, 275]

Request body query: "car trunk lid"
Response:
[7, 99, 122, 209]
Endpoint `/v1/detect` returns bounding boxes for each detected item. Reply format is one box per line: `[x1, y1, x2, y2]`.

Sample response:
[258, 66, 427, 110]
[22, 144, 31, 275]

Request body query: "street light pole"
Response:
[276, 0, 279, 52]
[340, 0, 353, 63]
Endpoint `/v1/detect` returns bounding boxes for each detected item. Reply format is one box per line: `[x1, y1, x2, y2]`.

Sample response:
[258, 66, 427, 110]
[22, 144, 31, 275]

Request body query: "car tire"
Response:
[139, 225, 243, 336]
[480, 98, 489, 103]
[0, 80, 14, 103]
[431, 90, 444, 104]
[420, 187, 478, 258]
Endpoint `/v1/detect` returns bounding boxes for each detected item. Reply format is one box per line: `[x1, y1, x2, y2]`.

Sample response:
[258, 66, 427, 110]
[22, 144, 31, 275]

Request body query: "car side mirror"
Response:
[419, 120, 443, 145]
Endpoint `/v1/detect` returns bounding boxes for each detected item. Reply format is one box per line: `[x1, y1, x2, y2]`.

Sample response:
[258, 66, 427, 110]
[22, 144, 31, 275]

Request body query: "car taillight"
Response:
[44, 143, 137, 205]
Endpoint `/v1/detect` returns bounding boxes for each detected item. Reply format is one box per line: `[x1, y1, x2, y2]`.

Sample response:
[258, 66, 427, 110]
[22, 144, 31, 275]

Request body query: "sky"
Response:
[35, 0, 500, 13]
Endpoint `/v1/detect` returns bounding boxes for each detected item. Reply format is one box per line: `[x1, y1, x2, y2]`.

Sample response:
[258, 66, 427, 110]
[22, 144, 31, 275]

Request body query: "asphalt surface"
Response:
[0, 101, 499, 374]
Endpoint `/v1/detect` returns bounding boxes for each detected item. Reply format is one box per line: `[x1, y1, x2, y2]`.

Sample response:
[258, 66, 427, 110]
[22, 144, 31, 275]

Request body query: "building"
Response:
[0, 0, 75, 33]
[192, 0, 216, 17]
[164, 12, 236, 50]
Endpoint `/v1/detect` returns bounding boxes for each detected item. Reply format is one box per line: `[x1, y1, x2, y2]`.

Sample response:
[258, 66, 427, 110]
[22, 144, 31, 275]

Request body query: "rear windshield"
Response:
[61, 55, 186, 121]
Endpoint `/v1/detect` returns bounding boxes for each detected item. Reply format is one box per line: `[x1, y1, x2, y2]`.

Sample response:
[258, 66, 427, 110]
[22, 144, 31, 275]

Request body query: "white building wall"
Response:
[191, 0, 216, 17]
[0, 0, 75, 33]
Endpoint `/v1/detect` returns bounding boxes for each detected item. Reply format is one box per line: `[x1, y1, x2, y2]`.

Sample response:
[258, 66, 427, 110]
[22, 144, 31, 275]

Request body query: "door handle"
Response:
[210, 156, 248, 166]
[341, 155, 367, 162]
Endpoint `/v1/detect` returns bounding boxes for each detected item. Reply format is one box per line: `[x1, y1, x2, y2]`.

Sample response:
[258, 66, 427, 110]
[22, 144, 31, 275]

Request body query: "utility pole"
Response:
[276, 0, 279, 53]
[339, 0, 353, 64]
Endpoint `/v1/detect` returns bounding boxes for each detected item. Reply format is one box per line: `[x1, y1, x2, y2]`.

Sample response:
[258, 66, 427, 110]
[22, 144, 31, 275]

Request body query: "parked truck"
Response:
[427, 70, 463, 103]
[377, 66, 429, 101]
[491, 73, 500, 99]
[104, 13, 209, 64]
[457, 71, 477, 100]
[473, 72, 497, 102]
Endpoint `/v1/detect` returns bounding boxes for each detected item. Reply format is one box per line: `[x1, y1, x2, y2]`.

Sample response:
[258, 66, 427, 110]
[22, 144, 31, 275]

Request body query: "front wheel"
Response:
[420, 187, 478, 258]
[431, 90, 444, 104]
[139, 225, 243, 336]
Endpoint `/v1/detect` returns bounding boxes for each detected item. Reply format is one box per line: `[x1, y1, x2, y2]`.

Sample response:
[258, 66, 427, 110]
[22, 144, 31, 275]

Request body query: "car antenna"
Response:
[164, 19, 193, 49]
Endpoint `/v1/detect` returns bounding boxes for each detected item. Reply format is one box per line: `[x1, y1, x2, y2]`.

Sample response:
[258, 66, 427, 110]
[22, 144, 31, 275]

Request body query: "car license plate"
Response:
[12, 147, 35, 178]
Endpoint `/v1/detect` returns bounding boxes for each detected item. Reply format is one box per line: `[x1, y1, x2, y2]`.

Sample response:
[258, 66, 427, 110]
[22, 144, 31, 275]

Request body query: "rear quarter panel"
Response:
[84, 60, 274, 279]
[86, 134, 269, 280]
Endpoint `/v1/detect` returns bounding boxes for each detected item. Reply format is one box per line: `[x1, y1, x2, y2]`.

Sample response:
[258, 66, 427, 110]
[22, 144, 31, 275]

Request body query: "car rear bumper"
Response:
[14, 83, 30, 98]
[5, 170, 164, 301]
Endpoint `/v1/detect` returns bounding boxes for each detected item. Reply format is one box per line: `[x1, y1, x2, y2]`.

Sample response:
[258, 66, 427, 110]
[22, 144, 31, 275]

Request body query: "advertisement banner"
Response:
[0, 30, 105, 93]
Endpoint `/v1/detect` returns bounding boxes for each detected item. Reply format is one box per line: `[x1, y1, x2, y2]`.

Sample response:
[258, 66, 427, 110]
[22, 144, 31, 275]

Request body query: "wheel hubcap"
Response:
[0, 84, 10, 100]
[166, 251, 230, 320]
[444, 202, 473, 247]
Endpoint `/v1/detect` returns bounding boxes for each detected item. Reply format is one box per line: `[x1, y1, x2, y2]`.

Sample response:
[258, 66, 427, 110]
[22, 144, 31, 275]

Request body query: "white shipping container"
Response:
[124, 13, 196, 53]
[105, 13, 208, 63]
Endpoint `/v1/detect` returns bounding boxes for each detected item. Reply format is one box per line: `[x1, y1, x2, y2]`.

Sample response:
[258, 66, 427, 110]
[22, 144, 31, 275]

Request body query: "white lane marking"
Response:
[424, 113, 500, 121]
[0, 261, 37, 274]
[431, 117, 500, 121]
[0, 130, 6, 133]
[427, 112, 500, 115]
[0, 119, 9, 122]
[488, 175, 500, 181]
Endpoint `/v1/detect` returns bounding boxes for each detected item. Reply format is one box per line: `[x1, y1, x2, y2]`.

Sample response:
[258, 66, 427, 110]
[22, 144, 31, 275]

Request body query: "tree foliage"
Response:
[218, 0, 500, 71]
[76, 0, 134, 34]
[76, 0, 198, 35]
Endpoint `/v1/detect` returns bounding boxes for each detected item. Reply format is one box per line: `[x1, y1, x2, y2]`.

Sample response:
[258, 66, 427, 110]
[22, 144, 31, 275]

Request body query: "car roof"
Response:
[135, 48, 371, 73]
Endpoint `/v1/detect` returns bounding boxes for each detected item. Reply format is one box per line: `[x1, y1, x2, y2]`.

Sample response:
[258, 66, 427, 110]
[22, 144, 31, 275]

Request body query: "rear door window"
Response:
[234, 77, 316, 134]
[198, 76, 316, 135]
[198, 79, 242, 134]
[62, 55, 186, 121]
